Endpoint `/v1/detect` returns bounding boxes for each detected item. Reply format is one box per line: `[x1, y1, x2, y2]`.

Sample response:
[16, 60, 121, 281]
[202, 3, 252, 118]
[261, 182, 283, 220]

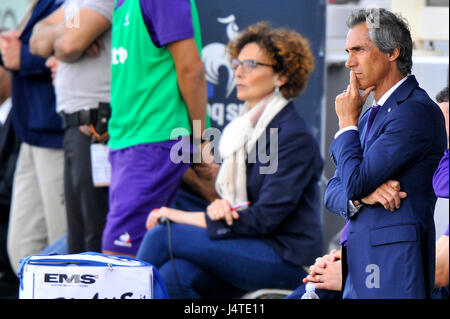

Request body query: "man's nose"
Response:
[345, 53, 356, 69]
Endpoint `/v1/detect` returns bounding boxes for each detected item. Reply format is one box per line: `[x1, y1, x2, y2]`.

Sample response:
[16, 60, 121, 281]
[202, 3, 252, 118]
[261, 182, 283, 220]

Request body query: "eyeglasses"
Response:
[231, 58, 276, 73]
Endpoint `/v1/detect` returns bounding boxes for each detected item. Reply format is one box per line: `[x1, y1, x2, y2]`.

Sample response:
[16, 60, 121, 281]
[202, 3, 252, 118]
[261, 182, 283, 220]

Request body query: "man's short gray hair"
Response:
[347, 8, 413, 76]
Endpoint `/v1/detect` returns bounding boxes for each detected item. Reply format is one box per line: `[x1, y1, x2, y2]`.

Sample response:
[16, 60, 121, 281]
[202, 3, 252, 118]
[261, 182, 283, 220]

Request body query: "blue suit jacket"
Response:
[325, 76, 446, 298]
[9, 0, 64, 148]
[205, 102, 324, 267]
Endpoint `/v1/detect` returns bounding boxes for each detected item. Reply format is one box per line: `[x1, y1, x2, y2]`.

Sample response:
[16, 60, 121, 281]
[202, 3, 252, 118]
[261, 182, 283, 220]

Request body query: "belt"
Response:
[61, 109, 98, 128]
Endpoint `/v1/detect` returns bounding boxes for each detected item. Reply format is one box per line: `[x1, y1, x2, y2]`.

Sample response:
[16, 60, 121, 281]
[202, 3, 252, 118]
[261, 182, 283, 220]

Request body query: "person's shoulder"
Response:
[139, 0, 195, 48]
[400, 86, 441, 117]
[271, 102, 319, 151]
[386, 85, 443, 138]
[409, 85, 435, 103]
[141, 0, 192, 15]
[274, 102, 311, 134]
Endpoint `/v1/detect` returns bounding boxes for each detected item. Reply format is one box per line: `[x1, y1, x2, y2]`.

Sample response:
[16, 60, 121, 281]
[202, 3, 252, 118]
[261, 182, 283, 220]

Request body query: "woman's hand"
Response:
[146, 207, 185, 230]
[146, 207, 207, 230]
[207, 199, 239, 226]
[146, 207, 168, 230]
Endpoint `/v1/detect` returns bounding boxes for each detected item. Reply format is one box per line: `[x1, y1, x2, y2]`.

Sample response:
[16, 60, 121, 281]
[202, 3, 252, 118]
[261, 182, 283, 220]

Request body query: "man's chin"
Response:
[358, 82, 374, 91]
[354, 76, 373, 91]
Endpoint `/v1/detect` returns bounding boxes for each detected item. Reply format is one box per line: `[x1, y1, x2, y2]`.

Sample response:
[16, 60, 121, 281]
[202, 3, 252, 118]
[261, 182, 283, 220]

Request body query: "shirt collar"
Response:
[374, 75, 409, 106]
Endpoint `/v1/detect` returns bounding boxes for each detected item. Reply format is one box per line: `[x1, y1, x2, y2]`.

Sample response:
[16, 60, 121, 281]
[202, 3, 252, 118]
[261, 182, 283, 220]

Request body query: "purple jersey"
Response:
[433, 150, 449, 237]
[116, 0, 194, 47]
[433, 149, 449, 199]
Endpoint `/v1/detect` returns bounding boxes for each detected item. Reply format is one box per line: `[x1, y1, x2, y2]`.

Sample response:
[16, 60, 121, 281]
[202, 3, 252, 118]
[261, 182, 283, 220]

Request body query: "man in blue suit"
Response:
[325, 8, 446, 298]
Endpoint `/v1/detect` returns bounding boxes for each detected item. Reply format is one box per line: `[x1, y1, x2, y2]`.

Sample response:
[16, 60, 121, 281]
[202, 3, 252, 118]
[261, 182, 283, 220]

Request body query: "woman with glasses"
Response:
[137, 22, 324, 298]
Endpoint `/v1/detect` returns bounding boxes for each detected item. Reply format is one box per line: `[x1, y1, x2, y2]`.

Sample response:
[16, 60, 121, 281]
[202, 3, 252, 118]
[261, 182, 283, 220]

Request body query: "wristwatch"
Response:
[348, 200, 364, 219]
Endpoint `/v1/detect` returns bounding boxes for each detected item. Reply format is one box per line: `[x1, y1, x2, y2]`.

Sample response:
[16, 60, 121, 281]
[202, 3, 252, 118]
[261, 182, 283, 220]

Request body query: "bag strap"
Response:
[17, 255, 34, 290]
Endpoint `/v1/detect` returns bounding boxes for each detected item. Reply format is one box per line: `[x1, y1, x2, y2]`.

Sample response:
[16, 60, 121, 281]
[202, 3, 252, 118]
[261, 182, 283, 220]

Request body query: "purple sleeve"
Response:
[433, 149, 449, 198]
[445, 225, 449, 236]
[140, 0, 194, 48]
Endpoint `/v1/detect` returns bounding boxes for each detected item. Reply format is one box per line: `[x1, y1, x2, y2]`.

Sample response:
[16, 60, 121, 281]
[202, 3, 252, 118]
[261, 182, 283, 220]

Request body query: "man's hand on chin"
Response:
[335, 71, 375, 129]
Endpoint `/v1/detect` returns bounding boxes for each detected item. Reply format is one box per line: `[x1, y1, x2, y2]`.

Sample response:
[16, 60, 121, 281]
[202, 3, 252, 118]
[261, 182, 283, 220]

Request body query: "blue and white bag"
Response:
[18, 252, 168, 299]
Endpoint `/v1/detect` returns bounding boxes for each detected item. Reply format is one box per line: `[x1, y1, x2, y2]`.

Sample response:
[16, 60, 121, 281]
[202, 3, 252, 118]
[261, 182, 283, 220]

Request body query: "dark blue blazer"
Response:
[206, 102, 324, 267]
[9, 0, 64, 148]
[325, 76, 447, 298]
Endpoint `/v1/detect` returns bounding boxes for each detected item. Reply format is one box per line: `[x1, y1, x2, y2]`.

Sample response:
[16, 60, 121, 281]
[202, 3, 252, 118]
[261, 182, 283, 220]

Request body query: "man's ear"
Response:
[388, 47, 400, 62]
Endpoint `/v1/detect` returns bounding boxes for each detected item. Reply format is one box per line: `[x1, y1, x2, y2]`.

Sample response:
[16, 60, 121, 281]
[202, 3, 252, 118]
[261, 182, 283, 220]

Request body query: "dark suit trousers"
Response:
[63, 127, 109, 253]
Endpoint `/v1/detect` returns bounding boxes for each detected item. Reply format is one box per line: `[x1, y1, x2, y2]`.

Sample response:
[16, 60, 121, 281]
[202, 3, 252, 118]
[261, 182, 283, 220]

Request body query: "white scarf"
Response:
[215, 93, 290, 206]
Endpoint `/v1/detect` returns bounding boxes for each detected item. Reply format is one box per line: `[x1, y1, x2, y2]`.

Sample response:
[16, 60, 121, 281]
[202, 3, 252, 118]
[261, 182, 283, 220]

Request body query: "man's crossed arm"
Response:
[30, 6, 110, 62]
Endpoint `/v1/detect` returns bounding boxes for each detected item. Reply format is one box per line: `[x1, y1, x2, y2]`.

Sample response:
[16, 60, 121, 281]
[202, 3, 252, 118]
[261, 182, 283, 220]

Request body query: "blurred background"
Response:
[1, 0, 448, 253]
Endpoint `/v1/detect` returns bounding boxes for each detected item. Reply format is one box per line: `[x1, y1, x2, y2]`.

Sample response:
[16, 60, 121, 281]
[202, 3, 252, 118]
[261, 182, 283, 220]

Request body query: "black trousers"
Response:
[0, 214, 14, 276]
[63, 127, 109, 253]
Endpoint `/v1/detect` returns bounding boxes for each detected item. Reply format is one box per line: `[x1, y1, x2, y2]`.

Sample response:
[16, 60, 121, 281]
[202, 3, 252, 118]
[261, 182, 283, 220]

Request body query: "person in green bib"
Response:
[102, 0, 207, 257]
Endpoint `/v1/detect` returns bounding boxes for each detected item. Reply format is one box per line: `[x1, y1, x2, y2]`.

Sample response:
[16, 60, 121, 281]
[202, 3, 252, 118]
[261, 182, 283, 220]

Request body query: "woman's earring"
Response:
[275, 86, 280, 96]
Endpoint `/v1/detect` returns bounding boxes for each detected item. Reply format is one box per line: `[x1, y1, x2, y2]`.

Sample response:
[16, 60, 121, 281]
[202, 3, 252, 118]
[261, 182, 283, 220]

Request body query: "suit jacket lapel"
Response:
[363, 76, 419, 151]
[359, 108, 370, 148]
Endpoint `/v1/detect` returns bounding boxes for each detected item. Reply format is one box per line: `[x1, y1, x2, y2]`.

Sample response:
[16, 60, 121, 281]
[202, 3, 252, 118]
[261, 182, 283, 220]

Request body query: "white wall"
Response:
[0, 0, 29, 29]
